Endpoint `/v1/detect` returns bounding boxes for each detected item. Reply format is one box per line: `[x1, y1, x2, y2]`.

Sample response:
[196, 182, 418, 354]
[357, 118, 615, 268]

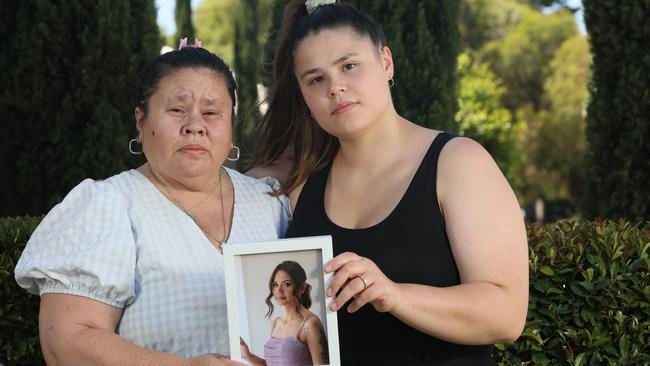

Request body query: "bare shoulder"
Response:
[437, 137, 503, 196]
[437, 135, 524, 231]
[440, 136, 496, 171]
[305, 313, 323, 327]
[300, 312, 324, 341]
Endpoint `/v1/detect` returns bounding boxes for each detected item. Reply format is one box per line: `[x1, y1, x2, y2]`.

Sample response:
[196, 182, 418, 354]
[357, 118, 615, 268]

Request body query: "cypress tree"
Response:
[0, 0, 161, 216]
[175, 0, 195, 45]
[233, 0, 263, 169]
[0, 0, 20, 216]
[581, 0, 650, 220]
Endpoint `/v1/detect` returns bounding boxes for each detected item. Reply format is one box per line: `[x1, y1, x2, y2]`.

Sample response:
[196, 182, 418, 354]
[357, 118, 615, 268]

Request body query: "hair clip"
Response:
[305, 0, 336, 15]
[178, 37, 203, 49]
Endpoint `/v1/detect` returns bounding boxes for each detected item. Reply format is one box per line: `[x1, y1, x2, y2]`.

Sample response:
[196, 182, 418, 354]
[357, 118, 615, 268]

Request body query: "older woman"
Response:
[14, 39, 289, 366]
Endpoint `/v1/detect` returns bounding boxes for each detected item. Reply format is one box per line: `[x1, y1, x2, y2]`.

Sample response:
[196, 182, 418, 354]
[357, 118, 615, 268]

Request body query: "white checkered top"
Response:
[15, 168, 290, 357]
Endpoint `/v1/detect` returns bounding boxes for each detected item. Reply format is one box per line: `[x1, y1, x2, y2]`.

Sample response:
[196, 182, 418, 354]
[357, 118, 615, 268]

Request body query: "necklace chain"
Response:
[148, 165, 228, 253]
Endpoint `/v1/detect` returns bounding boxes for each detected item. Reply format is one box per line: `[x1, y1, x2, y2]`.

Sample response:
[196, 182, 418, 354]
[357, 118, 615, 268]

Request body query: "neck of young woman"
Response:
[335, 112, 413, 170]
[282, 304, 304, 320]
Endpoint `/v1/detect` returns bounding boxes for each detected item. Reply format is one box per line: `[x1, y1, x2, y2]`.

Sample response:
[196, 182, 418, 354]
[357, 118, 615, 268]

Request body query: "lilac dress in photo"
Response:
[263, 316, 314, 366]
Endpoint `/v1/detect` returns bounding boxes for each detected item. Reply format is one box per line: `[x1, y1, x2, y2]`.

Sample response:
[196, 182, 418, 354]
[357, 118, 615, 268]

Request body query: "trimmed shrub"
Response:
[496, 220, 650, 365]
[0, 216, 43, 365]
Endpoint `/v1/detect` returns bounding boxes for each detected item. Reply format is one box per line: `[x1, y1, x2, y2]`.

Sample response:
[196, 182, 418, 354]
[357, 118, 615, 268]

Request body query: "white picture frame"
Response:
[223, 235, 340, 366]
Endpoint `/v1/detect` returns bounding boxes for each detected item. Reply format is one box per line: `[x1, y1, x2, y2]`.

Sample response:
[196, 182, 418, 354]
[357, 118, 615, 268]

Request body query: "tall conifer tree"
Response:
[582, 0, 650, 220]
[232, 0, 274, 168]
[175, 0, 195, 44]
[0, 0, 161, 216]
[233, 0, 263, 168]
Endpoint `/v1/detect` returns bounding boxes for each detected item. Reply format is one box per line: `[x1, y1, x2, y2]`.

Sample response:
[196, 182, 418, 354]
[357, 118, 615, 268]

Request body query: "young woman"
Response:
[240, 261, 329, 365]
[251, 1, 529, 365]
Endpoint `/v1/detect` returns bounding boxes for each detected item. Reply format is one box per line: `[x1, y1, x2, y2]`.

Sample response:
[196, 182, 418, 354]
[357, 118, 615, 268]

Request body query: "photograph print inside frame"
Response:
[223, 235, 340, 366]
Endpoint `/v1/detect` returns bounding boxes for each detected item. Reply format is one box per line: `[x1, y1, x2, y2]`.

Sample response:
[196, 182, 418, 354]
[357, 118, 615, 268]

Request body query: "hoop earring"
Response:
[388, 77, 395, 88]
[227, 145, 240, 161]
[129, 138, 143, 155]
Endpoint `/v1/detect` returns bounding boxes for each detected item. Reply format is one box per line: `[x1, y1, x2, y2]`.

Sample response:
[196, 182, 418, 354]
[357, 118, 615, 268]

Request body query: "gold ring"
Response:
[355, 275, 368, 291]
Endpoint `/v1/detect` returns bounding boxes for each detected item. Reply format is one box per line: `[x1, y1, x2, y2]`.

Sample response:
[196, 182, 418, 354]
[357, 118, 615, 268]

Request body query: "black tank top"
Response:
[286, 133, 496, 365]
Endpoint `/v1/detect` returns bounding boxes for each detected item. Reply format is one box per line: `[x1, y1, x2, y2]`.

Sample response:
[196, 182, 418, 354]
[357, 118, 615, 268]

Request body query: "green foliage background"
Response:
[456, 52, 525, 194]
[581, 0, 650, 221]
[0, 0, 161, 217]
[233, 0, 274, 168]
[496, 220, 650, 365]
[0, 216, 44, 365]
[459, 0, 591, 213]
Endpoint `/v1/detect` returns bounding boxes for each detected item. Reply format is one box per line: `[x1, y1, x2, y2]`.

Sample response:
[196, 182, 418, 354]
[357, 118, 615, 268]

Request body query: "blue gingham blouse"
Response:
[14, 168, 290, 357]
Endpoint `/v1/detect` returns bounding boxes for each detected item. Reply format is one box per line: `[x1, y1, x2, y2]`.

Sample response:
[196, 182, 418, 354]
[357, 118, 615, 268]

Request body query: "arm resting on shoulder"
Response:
[246, 156, 294, 187]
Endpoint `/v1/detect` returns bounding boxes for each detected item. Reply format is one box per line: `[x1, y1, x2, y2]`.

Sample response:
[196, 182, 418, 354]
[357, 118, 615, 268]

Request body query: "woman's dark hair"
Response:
[255, 0, 387, 195]
[265, 260, 312, 318]
[137, 47, 237, 117]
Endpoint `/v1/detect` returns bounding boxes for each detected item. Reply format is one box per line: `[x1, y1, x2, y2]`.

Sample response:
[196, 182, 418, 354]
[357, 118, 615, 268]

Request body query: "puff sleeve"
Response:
[14, 178, 137, 308]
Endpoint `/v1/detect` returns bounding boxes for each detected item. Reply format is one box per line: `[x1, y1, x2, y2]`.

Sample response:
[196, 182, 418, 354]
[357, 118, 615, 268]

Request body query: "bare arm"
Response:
[40, 294, 242, 366]
[239, 337, 266, 366]
[300, 317, 329, 365]
[326, 138, 528, 345]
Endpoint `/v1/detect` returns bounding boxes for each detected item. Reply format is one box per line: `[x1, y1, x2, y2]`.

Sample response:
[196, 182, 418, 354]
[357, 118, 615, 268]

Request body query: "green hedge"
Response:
[1, 217, 648, 365]
[496, 220, 650, 365]
[0, 216, 43, 365]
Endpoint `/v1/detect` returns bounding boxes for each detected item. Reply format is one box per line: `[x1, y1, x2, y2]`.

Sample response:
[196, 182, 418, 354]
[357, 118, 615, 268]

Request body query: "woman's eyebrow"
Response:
[201, 96, 227, 106]
[299, 52, 359, 79]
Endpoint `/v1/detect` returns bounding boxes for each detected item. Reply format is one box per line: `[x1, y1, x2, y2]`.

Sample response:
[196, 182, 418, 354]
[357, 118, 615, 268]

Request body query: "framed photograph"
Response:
[223, 235, 340, 366]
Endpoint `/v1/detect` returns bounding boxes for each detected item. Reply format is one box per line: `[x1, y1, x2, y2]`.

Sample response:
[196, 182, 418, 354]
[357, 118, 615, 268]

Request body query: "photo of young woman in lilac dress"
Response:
[240, 261, 329, 365]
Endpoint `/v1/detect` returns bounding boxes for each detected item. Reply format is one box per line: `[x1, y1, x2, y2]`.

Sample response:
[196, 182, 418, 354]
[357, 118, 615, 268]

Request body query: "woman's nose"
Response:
[182, 124, 205, 135]
[181, 111, 206, 135]
[329, 78, 347, 97]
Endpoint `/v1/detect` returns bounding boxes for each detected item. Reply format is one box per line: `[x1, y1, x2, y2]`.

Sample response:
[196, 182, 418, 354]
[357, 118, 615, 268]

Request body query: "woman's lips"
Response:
[180, 144, 207, 153]
[331, 101, 358, 115]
